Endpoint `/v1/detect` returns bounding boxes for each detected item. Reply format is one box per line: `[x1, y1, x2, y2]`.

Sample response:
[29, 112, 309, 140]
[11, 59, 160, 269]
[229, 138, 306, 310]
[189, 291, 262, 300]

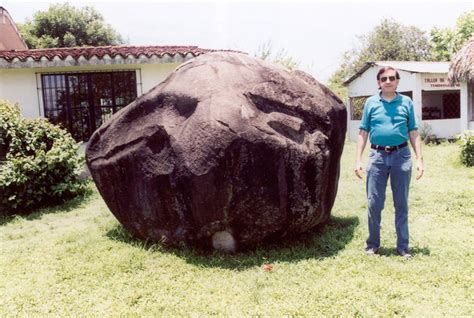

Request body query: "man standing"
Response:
[355, 66, 424, 259]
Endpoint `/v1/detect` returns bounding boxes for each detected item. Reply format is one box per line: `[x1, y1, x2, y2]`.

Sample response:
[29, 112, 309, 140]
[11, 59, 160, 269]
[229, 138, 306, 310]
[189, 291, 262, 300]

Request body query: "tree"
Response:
[255, 40, 299, 71]
[430, 10, 474, 61]
[328, 18, 431, 101]
[17, 3, 124, 49]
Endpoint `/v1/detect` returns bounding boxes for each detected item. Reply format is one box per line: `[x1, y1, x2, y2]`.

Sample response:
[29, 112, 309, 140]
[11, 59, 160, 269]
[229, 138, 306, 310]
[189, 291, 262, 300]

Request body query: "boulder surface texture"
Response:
[86, 52, 346, 250]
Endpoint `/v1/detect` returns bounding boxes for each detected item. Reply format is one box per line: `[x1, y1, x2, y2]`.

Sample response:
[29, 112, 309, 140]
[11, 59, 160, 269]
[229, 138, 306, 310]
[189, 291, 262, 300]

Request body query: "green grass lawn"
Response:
[1, 141, 473, 316]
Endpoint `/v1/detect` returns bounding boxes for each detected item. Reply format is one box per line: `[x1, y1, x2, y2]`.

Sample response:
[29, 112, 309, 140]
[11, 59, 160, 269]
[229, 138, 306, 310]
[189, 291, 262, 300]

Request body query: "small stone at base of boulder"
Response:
[212, 230, 237, 253]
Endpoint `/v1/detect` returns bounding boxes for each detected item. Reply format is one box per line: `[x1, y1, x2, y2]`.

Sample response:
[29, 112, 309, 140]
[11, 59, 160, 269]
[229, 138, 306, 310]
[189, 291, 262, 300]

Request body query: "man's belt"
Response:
[371, 141, 408, 152]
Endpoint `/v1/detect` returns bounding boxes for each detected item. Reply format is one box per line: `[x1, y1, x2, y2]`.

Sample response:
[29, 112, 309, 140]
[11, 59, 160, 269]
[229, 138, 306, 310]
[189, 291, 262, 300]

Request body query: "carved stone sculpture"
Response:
[86, 52, 346, 251]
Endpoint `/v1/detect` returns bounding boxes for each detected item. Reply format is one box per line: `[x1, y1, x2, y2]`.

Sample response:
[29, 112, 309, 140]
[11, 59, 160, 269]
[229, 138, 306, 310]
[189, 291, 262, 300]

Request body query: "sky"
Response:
[1, 0, 472, 84]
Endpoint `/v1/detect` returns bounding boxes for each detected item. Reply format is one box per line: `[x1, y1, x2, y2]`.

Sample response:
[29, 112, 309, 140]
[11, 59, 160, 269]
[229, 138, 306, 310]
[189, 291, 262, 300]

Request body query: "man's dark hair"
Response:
[376, 66, 400, 80]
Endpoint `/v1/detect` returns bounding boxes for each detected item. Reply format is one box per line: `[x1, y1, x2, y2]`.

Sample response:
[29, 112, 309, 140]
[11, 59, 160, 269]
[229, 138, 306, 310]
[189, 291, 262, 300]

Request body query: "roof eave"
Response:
[0, 52, 202, 69]
[343, 62, 375, 86]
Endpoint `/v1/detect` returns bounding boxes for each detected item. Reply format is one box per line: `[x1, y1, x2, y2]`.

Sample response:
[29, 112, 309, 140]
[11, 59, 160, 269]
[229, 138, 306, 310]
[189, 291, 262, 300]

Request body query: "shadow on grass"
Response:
[0, 190, 94, 226]
[378, 246, 431, 257]
[106, 215, 359, 270]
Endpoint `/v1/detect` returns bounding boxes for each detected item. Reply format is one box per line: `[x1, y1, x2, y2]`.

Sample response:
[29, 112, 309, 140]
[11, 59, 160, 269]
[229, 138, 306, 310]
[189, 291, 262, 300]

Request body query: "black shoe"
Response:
[397, 249, 412, 259]
[365, 247, 379, 256]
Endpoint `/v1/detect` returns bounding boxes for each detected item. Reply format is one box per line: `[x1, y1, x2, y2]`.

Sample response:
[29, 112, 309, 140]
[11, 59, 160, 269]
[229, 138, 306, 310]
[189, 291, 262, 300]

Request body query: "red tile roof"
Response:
[0, 45, 225, 62]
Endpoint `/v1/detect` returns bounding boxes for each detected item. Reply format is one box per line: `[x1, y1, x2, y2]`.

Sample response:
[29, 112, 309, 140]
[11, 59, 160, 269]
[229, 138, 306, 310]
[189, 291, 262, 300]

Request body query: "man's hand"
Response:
[355, 161, 364, 179]
[409, 130, 424, 180]
[355, 130, 368, 180]
[416, 158, 424, 180]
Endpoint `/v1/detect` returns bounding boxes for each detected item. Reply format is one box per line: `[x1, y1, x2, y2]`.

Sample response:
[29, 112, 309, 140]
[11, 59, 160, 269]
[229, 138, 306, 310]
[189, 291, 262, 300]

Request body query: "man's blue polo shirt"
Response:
[359, 92, 417, 146]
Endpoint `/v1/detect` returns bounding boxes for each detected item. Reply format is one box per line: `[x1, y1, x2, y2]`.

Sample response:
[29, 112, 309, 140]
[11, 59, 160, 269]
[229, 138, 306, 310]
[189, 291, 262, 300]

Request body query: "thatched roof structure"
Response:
[448, 37, 474, 85]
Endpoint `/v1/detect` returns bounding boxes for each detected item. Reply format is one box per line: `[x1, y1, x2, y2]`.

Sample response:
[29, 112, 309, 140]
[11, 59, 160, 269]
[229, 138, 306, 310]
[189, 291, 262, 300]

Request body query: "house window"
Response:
[399, 91, 413, 100]
[41, 70, 137, 141]
[422, 90, 460, 120]
[349, 96, 369, 120]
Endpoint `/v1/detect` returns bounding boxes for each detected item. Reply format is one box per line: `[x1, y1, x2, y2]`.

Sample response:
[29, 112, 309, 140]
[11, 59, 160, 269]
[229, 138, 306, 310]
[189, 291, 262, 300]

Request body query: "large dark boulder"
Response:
[86, 52, 346, 251]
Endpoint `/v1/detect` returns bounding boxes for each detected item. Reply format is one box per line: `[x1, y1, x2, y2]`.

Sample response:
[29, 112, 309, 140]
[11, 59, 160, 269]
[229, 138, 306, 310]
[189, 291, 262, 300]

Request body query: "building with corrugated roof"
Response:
[344, 61, 470, 142]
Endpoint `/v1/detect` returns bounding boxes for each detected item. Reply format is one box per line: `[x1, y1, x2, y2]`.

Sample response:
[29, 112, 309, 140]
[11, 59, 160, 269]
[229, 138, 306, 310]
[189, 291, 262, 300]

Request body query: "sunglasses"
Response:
[379, 76, 397, 82]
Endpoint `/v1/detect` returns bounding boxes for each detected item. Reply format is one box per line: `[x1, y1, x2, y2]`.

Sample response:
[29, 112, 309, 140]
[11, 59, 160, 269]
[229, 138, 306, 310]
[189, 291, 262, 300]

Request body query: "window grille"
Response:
[442, 93, 460, 119]
[41, 71, 137, 141]
[349, 96, 369, 120]
[400, 91, 413, 99]
[422, 90, 460, 120]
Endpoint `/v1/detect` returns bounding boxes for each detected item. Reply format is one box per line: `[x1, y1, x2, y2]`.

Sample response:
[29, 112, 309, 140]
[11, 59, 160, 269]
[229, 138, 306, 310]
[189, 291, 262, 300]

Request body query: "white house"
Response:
[0, 7, 229, 141]
[343, 61, 471, 142]
[0, 45, 224, 141]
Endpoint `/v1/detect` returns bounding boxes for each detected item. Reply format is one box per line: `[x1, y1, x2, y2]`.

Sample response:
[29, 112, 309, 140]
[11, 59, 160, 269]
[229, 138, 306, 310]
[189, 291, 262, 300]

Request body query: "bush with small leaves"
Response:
[456, 130, 474, 167]
[0, 99, 87, 215]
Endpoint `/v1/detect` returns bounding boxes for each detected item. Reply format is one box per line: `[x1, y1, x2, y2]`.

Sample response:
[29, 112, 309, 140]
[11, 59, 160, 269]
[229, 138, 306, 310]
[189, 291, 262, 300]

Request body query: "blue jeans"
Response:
[366, 146, 412, 251]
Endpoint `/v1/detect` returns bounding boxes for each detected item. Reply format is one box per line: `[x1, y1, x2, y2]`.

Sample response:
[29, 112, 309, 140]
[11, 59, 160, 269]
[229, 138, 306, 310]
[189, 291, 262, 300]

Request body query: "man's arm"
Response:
[409, 130, 424, 180]
[355, 130, 368, 179]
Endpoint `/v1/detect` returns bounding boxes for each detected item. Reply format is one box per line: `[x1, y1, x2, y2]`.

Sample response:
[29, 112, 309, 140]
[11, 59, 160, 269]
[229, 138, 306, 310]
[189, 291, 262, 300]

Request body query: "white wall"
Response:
[423, 119, 461, 138]
[465, 81, 474, 131]
[412, 73, 423, 127]
[348, 120, 361, 142]
[460, 81, 469, 132]
[140, 63, 180, 94]
[0, 68, 40, 118]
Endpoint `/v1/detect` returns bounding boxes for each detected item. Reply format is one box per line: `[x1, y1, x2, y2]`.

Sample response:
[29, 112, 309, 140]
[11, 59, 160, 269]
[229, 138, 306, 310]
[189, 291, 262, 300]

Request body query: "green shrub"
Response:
[457, 130, 474, 167]
[0, 99, 87, 215]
